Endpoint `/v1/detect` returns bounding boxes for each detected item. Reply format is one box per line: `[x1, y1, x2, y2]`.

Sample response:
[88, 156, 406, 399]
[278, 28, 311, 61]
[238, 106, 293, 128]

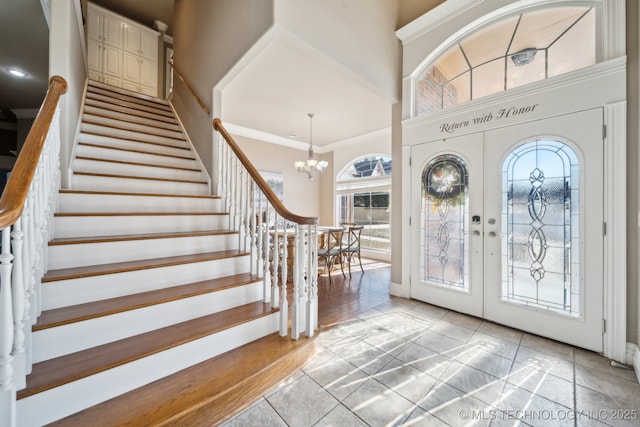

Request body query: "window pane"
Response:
[472, 58, 505, 99]
[549, 9, 595, 78]
[461, 15, 519, 67]
[443, 72, 471, 109]
[416, 67, 445, 115]
[421, 155, 469, 290]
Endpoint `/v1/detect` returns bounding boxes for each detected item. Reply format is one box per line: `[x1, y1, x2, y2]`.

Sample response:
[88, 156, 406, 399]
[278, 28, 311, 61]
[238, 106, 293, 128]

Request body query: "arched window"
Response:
[336, 156, 392, 254]
[415, 6, 596, 116]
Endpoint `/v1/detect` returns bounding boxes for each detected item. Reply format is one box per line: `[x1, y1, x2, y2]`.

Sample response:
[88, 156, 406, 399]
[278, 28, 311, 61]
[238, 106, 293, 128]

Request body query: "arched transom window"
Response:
[415, 6, 595, 116]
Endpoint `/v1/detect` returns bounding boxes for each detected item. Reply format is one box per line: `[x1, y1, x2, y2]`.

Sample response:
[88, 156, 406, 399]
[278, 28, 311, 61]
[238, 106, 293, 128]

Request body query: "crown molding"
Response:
[396, 0, 485, 45]
[224, 122, 391, 154]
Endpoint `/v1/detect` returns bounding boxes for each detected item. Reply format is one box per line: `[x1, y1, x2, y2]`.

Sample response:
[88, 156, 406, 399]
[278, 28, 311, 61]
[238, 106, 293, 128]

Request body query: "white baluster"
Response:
[19, 203, 32, 374]
[271, 215, 279, 309]
[256, 193, 263, 278]
[291, 226, 302, 339]
[10, 219, 26, 389]
[279, 223, 289, 337]
[26, 194, 38, 321]
[249, 182, 256, 276]
[262, 206, 271, 304]
[306, 224, 318, 337]
[0, 227, 16, 426]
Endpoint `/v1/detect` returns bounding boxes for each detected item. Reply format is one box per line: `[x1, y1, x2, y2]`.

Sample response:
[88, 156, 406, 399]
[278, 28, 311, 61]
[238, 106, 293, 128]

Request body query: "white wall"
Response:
[172, 0, 274, 179]
[49, 0, 87, 188]
[234, 135, 321, 219]
[275, 0, 401, 103]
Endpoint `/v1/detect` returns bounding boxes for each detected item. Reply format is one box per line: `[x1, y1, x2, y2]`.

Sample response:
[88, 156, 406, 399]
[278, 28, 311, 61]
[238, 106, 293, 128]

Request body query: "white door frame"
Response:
[397, 0, 627, 362]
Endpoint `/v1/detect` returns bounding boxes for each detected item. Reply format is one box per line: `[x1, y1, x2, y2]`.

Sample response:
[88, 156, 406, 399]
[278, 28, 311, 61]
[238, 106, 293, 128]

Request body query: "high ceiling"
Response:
[0, 1, 435, 150]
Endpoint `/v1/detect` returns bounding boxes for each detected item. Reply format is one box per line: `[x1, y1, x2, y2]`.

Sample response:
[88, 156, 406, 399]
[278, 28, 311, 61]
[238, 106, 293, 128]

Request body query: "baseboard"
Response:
[390, 281, 409, 298]
[629, 342, 640, 384]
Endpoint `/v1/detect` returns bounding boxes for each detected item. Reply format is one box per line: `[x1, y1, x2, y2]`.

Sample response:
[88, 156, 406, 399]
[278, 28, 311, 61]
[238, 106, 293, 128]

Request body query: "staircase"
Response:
[14, 81, 313, 426]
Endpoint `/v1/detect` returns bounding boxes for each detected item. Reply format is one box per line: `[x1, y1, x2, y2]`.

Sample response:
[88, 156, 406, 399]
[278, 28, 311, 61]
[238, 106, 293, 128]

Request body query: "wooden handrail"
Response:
[213, 118, 317, 225]
[0, 76, 68, 229]
[169, 62, 210, 115]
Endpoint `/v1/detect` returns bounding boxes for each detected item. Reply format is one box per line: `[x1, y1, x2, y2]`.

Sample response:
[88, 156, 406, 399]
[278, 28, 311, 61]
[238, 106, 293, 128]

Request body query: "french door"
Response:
[410, 109, 604, 351]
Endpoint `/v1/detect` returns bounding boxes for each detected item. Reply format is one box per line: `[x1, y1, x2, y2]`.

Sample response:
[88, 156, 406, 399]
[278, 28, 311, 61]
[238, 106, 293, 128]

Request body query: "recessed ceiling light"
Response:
[7, 68, 28, 78]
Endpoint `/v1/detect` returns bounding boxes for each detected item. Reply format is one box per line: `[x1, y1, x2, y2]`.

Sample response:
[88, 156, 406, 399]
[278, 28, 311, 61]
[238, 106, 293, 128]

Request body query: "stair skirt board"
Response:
[42, 254, 251, 309]
[33, 280, 265, 362]
[80, 123, 188, 148]
[78, 133, 192, 157]
[82, 114, 186, 140]
[83, 106, 182, 131]
[57, 192, 222, 213]
[75, 144, 198, 169]
[17, 313, 279, 427]
[70, 173, 209, 196]
[48, 232, 239, 270]
[72, 158, 204, 181]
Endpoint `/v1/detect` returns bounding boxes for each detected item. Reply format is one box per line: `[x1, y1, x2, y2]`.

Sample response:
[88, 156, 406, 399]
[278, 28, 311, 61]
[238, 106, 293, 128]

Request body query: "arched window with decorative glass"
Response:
[414, 6, 596, 116]
[336, 155, 392, 254]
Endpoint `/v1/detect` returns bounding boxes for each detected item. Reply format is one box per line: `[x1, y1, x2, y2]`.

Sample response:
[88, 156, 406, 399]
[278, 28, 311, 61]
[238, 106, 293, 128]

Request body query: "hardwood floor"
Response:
[316, 258, 392, 328]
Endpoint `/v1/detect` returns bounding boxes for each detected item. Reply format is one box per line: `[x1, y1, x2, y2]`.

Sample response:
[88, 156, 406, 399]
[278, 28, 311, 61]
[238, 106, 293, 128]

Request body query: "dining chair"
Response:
[317, 227, 345, 283]
[343, 225, 364, 276]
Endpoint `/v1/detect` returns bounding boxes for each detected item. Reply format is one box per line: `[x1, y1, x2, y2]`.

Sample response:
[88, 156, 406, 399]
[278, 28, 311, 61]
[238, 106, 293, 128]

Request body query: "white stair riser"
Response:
[42, 255, 251, 309]
[57, 193, 222, 213]
[83, 114, 185, 140]
[85, 98, 177, 124]
[81, 123, 187, 148]
[53, 213, 227, 238]
[70, 174, 209, 196]
[75, 144, 198, 170]
[84, 105, 181, 132]
[73, 158, 204, 182]
[48, 233, 239, 269]
[17, 314, 279, 427]
[78, 134, 192, 158]
[87, 85, 172, 112]
[33, 281, 264, 362]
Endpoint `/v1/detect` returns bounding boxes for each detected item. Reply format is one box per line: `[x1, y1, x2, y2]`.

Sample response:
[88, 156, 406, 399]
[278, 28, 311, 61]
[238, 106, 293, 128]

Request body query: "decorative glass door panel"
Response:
[421, 155, 469, 290]
[411, 133, 484, 317]
[502, 140, 580, 316]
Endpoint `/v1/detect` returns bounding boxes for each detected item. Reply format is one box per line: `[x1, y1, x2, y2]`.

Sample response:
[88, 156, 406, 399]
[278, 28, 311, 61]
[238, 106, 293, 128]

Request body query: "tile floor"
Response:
[222, 297, 640, 427]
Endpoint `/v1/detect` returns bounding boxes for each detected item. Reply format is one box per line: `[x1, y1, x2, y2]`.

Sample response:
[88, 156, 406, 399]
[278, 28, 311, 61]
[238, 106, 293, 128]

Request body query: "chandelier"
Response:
[294, 113, 328, 180]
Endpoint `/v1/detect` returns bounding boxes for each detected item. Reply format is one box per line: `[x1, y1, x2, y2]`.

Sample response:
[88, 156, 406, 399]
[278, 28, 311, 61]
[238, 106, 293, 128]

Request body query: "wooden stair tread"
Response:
[80, 130, 191, 151]
[78, 141, 196, 160]
[18, 301, 278, 398]
[49, 332, 316, 427]
[58, 189, 220, 199]
[84, 99, 178, 125]
[50, 230, 234, 245]
[82, 111, 180, 132]
[87, 82, 171, 109]
[35, 273, 261, 330]
[71, 171, 208, 184]
[75, 155, 202, 172]
[84, 95, 175, 119]
[43, 250, 246, 282]
[83, 119, 187, 142]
